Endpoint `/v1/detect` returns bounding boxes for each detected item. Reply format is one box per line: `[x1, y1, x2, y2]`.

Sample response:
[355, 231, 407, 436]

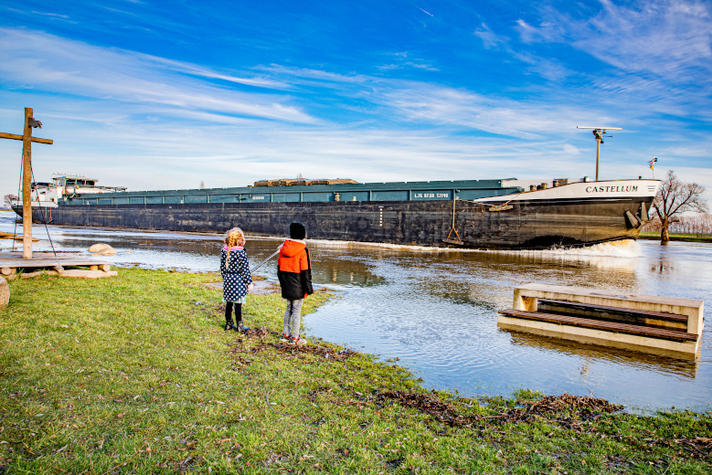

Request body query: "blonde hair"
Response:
[224, 227, 245, 248]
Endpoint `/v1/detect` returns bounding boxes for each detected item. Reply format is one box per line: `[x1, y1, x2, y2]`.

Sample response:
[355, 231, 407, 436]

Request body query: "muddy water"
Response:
[2, 211, 710, 412]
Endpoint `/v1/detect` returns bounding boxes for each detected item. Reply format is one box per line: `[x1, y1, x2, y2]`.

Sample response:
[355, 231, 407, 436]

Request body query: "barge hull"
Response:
[25, 196, 651, 249]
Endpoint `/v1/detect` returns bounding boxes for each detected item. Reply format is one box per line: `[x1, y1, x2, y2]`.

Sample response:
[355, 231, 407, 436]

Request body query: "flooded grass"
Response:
[639, 232, 712, 243]
[0, 268, 711, 472]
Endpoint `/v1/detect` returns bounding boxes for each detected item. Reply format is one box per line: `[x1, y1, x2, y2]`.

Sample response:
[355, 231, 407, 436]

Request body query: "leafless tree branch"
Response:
[651, 170, 707, 244]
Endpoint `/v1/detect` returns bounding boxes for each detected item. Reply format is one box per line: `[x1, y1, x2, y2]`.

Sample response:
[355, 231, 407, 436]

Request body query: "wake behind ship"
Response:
[16, 176, 660, 250]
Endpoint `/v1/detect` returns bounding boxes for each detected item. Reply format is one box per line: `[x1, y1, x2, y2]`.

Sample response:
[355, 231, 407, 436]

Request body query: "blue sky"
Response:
[0, 0, 710, 196]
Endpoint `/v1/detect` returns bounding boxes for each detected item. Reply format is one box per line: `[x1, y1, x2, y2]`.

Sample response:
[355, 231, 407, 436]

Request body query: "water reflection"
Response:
[506, 331, 698, 379]
[2, 212, 710, 412]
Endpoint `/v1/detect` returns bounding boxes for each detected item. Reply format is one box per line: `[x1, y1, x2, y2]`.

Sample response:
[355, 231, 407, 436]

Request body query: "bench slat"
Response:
[538, 299, 688, 323]
[499, 309, 698, 342]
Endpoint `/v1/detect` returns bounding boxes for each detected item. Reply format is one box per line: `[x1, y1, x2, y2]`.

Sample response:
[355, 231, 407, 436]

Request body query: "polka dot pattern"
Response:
[220, 248, 252, 303]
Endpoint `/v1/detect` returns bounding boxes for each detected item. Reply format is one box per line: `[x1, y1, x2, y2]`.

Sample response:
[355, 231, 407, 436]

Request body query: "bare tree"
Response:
[652, 170, 707, 245]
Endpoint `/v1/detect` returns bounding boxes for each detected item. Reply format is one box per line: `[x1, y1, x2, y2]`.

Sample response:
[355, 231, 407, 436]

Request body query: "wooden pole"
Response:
[22, 108, 33, 259]
[595, 135, 601, 182]
[0, 108, 53, 260]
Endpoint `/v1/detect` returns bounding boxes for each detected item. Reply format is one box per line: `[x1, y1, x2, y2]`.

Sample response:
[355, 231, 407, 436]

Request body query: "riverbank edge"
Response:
[1, 268, 710, 473]
[639, 232, 712, 243]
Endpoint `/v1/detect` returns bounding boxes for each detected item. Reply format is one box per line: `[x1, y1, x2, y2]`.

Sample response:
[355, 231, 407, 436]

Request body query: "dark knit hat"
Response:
[289, 222, 306, 240]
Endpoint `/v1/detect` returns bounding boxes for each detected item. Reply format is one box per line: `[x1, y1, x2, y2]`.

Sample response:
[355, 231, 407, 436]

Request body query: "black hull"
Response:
[20, 197, 651, 250]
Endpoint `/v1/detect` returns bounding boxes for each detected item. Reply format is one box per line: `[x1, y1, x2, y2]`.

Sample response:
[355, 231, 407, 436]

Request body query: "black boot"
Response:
[225, 302, 235, 330]
[234, 304, 247, 332]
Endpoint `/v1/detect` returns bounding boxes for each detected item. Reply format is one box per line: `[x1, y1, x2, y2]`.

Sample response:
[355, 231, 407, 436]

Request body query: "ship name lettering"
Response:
[586, 185, 638, 193]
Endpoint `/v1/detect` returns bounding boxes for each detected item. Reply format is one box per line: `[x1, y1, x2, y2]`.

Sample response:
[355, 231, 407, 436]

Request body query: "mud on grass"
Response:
[230, 319, 712, 471]
[1, 268, 711, 473]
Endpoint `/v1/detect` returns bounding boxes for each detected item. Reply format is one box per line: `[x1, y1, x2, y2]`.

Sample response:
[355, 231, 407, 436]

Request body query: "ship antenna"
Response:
[576, 125, 622, 181]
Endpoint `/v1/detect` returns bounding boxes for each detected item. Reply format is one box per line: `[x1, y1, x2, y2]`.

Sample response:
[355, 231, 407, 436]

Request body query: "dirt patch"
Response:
[266, 340, 356, 360]
[229, 327, 357, 363]
[377, 391, 481, 427]
[675, 437, 712, 458]
[376, 391, 622, 429]
[648, 436, 712, 459]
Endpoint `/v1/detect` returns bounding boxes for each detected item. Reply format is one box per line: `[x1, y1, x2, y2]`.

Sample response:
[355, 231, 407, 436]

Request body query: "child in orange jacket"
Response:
[277, 222, 314, 344]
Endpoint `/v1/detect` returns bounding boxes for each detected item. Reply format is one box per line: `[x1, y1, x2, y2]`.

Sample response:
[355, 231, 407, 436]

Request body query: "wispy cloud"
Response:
[377, 51, 439, 72]
[580, 0, 712, 81]
[378, 83, 614, 138]
[143, 56, 289, 90]
[516, 0, 712, 84]
[515, 18, 564, 44]
[257, 65, 369, 86]
[30, 10, 73, 21]
[474, 22, 507, 50]
[0, 28, 314, 124]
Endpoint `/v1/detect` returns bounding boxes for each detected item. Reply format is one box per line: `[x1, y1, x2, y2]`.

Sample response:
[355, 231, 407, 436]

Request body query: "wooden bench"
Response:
[0, 252, 115, 280]
[497, 284, 704, 360]
[537, 299, 688, 330]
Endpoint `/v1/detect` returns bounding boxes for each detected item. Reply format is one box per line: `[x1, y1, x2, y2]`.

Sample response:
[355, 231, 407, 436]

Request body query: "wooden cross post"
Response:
[0, 107, 54, 259]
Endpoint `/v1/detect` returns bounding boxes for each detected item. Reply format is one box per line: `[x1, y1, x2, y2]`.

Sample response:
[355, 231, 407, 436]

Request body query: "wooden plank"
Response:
[499, 309, 698, 342]
[497, 315, 699, 360]
[0, 132, 53, 144]
[0, 252, 111, 269]
[0, 259, 110, 268]
[517, 283, 704, 309]
[539, 299, 688, 323]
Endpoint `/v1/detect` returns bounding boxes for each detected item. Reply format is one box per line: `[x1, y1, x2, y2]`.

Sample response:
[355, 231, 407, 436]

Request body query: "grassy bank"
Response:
[1, 269, 711, 473]
[639, 232, 712, 243]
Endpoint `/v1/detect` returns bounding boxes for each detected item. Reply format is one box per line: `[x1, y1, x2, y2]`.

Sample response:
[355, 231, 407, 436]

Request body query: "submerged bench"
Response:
[497, 284, 704, 360]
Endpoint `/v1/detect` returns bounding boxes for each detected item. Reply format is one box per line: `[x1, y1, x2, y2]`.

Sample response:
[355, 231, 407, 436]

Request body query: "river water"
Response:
[2, 211, 710, 413]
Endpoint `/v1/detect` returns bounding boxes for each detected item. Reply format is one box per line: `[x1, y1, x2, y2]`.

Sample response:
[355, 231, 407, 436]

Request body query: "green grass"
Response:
[639, 232, 712, 243]
[1, 268, 711, 473]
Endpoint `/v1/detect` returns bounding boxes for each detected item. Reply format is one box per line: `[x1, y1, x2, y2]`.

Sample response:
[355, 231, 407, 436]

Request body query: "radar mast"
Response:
[577, 125, 622, 181]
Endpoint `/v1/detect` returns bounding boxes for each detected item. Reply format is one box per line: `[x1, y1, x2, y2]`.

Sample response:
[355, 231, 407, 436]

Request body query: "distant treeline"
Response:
[644, 213, 712, 235]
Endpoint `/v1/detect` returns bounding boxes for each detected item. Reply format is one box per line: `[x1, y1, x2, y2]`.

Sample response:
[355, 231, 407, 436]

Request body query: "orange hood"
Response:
[280, 239, 306, 258]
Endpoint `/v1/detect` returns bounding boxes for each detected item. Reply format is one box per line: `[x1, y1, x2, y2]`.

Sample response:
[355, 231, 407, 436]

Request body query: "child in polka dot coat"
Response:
[220, 227, 254, 331]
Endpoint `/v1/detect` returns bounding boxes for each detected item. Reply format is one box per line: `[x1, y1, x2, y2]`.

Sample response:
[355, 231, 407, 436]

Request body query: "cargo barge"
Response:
[15, 176, 660, 250]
